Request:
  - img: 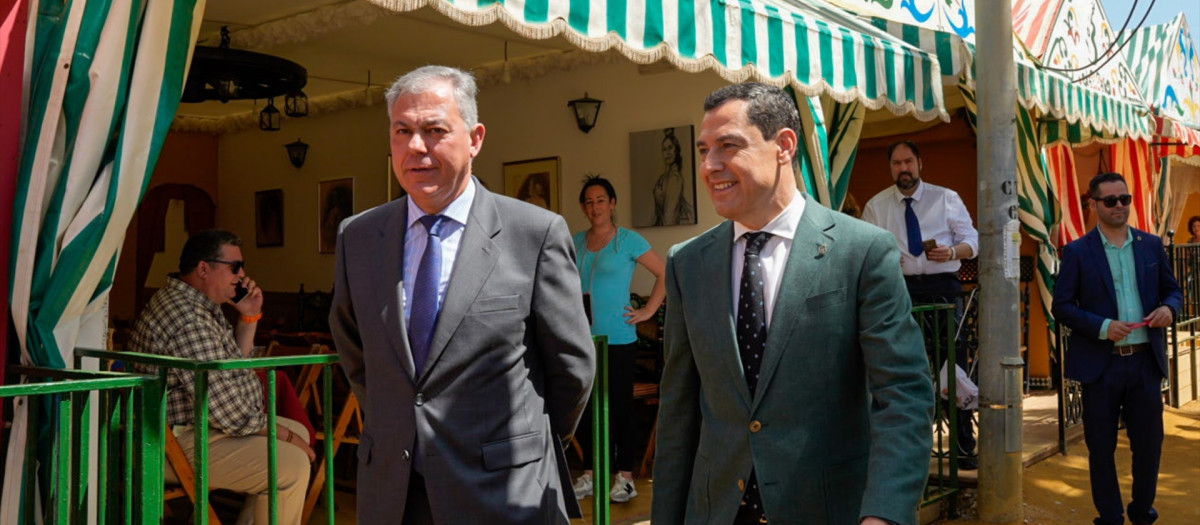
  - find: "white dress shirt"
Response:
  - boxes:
[861,181,978,276]
[403,178,476,322]
[731,190,805,328]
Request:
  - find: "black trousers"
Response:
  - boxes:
[403,471,435,525]
[1081,350,1162,525]
[905,273,977,455]
[575,343,639,473]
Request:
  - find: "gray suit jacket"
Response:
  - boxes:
[330,182,595,524]
[652,195,934,525]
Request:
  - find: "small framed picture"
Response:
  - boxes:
[318,178,354,254]
[254,189,284,247]
[630,125,697,227]
[503,157,560,213]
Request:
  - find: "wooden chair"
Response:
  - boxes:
[301,383,363,523]
[163,429,222,524]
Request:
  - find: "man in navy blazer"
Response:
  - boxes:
[1052,172,1182,525]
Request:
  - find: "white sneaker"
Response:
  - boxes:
[572,473,593,499]
[609,473,638,503]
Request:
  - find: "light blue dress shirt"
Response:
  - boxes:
[402,178,475,323]
[1098,227,1148,345]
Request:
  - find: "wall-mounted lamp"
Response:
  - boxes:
[285,139,309,168]
[567,93,603,133]
[285,90,309,117]
[259,98,281,131]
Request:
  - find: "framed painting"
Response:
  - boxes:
[503,157,559,213]
[318,178,354,254]
[629,125,696,227]
[254,189,284,247]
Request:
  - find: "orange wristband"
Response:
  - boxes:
[240,312,263,324]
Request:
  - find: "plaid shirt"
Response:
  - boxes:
[129,275,266,436]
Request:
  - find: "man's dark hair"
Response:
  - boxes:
[703,82,800,141]
[887,140,921,160]
[1189,216,1200,232]
[179,229,242,275]
[1088,172,1127,198]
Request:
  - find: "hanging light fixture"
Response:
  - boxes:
[284,139,309,168]
[285,90,309,117]
[567,93,603,133]
[259,98,281,131]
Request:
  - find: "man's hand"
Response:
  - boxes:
[861,517,891,525]
[1145,305,1174,328]
[288,436,317,463]
[926,245,953,263]
[233,277,264,316]
[1106,320,1134,342]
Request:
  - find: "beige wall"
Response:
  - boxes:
[217,61,731,295]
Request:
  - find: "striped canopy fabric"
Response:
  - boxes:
[1120,13,1200,129]
[369,0,949,121]
[869,17,1154,139]
[3,0,205,519]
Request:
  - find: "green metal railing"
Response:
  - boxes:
[0,365,162,524]
[76,348,340,525]
[912,303,960,517]
[589,335,610,525]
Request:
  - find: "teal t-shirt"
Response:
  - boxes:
[572,227,652,345]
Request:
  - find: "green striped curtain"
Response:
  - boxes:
[3,0,205,518]
[787,90,864,211]
[960,82,1061,332]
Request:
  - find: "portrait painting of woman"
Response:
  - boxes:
[629,125,696,227]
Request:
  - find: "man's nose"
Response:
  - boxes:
[407,133,428,153]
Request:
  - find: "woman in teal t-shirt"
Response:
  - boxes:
[570,176,665,504]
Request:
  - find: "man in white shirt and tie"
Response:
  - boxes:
[862,140,980,470]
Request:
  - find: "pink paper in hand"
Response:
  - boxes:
[1128,321,1149,329]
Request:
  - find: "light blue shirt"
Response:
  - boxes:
[573,227,652,345]
[403,178,476,323]
[1098,227,1148,345]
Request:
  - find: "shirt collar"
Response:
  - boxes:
[733,189,804,242]
[407,177,476,229]
[166,274,221,312]
[1099,226,1133,249]
[892,181,925,202]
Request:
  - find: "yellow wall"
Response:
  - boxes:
[215,62,730,295]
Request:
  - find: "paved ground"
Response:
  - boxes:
[938,401,1200,524]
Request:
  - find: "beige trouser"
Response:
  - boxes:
[167,416,311,525]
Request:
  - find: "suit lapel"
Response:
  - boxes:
[417,185,501,384]
[753,195,831,412]
[694,223,752,410]
[372,199,418,380]
[1086,230,1119,308]
[1131,229,1152,308]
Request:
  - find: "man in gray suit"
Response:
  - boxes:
[653,83,934,525]
[330,65,595,524]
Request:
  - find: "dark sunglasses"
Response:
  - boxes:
[204,259,245,273]
[1092,194,1132,208]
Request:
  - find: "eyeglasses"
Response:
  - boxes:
[204,259,245,273]
[1092,194,1132,208]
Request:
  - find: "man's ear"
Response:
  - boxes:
[775,127,799,166]
[469,123,486,158]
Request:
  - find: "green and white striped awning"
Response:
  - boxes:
[369,0,948,121]
[869,17,1153,140]
[1120,13,1200,130]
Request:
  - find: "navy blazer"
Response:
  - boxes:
[1052,228,1182,384]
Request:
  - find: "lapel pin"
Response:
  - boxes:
[818,243,828,256]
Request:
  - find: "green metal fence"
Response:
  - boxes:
[75,348,340,525]
[912,303,961,517]
[589,335,610,525]
[0,365,162,524]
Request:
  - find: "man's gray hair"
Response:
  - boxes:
[385,65,479,127]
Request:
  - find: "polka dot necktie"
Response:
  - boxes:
[736,231,772,524]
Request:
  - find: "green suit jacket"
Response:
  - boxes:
[652,195,934,525]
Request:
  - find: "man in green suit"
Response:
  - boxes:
[653,83,934,525]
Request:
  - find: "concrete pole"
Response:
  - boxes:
[974,0,1023,522]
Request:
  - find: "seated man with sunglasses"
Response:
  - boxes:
[1053,172,1181,525]
[129,229,316,525]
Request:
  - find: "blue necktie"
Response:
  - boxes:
[409,215,446,377]
[904,197,923,256]
[735,231,772,524]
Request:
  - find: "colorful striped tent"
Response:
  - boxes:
[366,0,950,210]
[3,0,206,518]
